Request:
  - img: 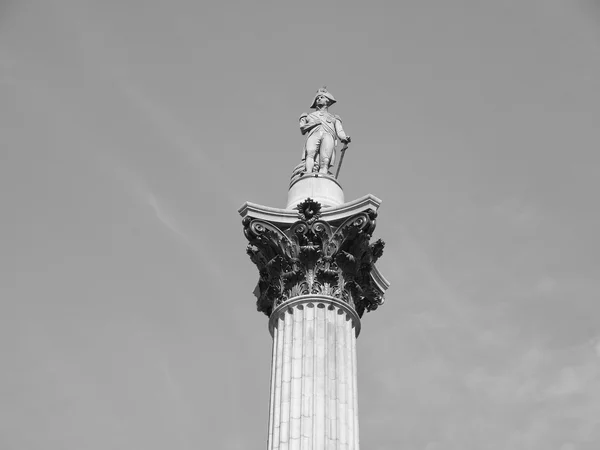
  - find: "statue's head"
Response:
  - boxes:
[310,87,336,109]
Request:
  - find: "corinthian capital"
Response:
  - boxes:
[241,197,388,317]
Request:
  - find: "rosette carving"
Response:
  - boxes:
[243,198,386,317]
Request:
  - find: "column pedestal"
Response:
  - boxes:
[287,174,344,210]
[267,296,360,450]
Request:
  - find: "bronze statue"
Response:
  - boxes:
[299,87,351,176]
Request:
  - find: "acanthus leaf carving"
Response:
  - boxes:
[243,198,386,317]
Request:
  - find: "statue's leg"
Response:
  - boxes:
[318,134,335,173]
[304,134,320,174]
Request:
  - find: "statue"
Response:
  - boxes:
[297,87,351,177]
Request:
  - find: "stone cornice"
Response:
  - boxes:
[238,194,383,226]
[370,264,391,297]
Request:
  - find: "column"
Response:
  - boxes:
[267,296,361,450]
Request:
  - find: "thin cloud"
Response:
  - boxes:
[491,198,540,231]
[107,161,226,283]
[115,81,208,167]
[54,1,208,167]
[144,191,190,243]
[111,163,190,243]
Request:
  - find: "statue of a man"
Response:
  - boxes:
[299,87,351,175]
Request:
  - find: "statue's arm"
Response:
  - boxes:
[299,113,318,135]
[335,117,351,143]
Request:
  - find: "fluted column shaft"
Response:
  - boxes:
[267,296,361,450]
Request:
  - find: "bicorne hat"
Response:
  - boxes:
[310,87,336,109]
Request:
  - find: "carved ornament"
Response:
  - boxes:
[243,198,386,317]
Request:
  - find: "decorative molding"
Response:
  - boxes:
[242,197,388,317]
[289,171,343,190]
[238,194,382,223]
[268,295,362,338]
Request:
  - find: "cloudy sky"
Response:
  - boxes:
[2,0,600,449]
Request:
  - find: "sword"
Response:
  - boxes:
[334,143,349,179]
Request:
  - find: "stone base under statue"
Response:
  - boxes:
[287,173,344,210]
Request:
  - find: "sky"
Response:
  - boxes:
[1,0,600,449]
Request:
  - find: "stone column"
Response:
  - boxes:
[267,296,360,450]
[239,195,389,450]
